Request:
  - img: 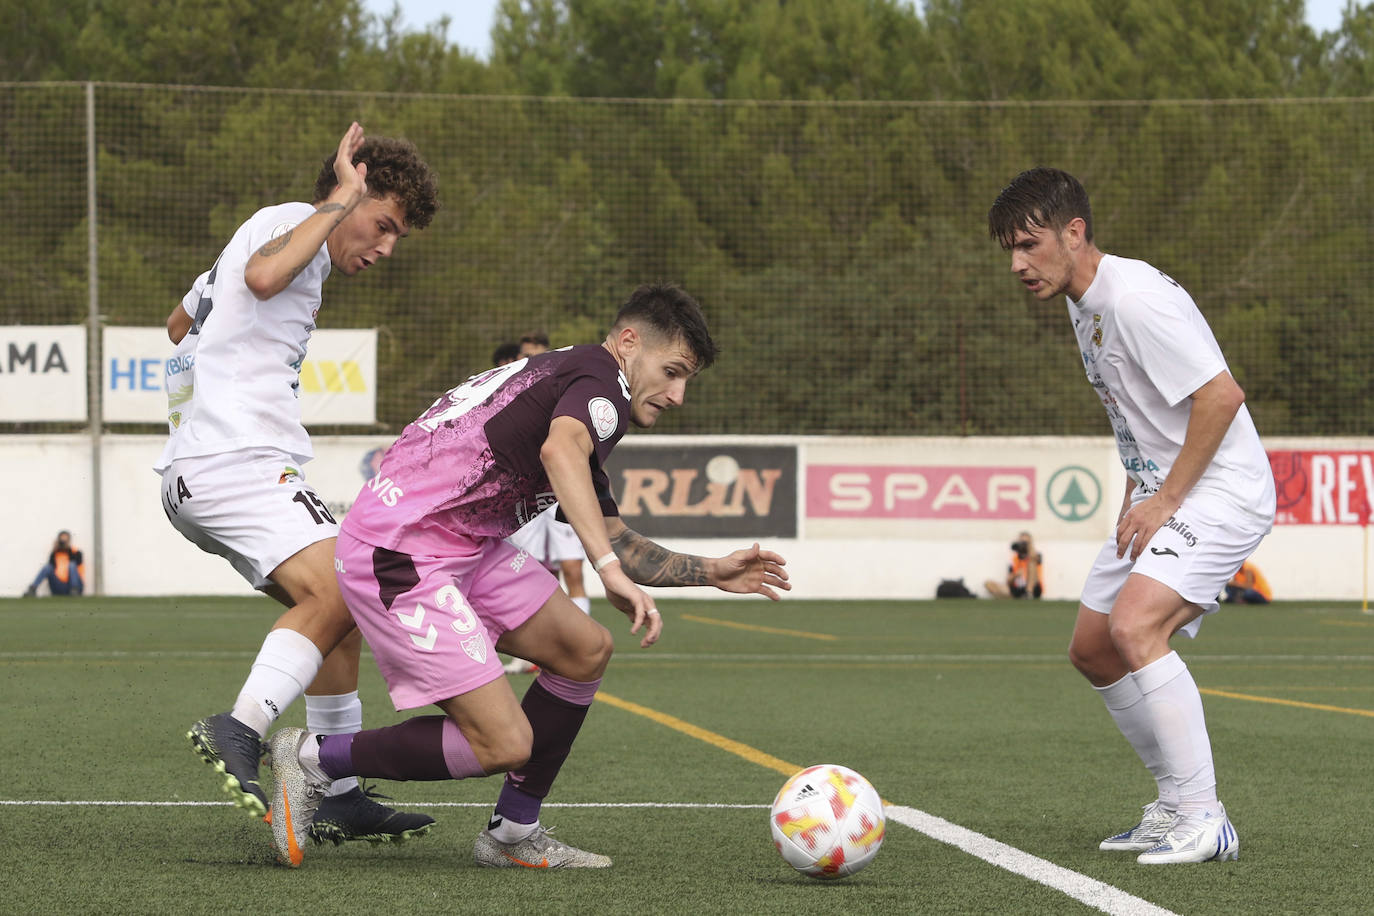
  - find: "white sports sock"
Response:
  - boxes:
[572,596,591,615]
[1094,673,1178,810]
[230,629,323,737]
[306,691,362,797]
[1133,651,1219,815]
[489,815,540,843]
[298,731,330,784]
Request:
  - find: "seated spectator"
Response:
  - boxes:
[985,531,1043,599]
[1223,561,1271,604]
[23,530,85,597]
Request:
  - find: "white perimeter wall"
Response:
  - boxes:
[4,434,1371,602]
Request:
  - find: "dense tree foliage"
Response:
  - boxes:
[2,0,1372,436]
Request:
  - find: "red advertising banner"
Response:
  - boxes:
[806,465,1035,520]
[1270,450,1374,525]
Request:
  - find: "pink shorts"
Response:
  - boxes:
[335,527,559,710]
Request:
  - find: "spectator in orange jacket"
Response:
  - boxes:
[23,530,85,596]
[1223,561,1271,604]
[985,531,1043,599]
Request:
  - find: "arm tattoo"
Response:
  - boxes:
[254,204,346,258]
[256,229,293,257]
[609,526,709,587]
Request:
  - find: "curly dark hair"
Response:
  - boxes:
[314,136,438,230]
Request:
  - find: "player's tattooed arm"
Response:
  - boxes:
[245,203,350,298]
[608,526,711,587]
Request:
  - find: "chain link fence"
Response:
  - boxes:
[4,82,1372,437]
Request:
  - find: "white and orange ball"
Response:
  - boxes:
[769,764,886,879]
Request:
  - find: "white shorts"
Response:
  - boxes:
[1080,491,1269,638]
[160,447,338,589]
[506,507,584,570]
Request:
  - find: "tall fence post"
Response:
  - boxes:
[85,81,103,596]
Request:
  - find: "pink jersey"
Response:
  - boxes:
[343,345,629,556]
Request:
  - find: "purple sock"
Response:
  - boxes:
[494,673,600,824]
[318,716,483,781]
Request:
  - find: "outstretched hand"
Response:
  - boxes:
[710,544,790,600]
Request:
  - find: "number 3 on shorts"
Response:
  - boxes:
[292,489,337,525]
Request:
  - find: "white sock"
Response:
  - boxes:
[298,731,330,784]
[230,629,323,737]
[1133,651,1219,816]
[489,816,540,843]
[1094,673,1177,810]
[306,691,362,797]
[572,596,591,615]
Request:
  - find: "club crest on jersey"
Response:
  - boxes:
[1092,313,1103,347]
[269,220,297,239]
[588,396,618,440]
[460,632,488,664]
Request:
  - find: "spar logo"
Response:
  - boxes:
[807,465,1034,520]
[1046,466,1101,522]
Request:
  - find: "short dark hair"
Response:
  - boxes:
[988,167,1092,249]
[315,136,438,229]
[613,283,716,371]
[491,342,521,365]
[518,331,550,349]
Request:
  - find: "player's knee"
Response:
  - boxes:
[584,623,614,674]
[1105,614,1159,668]
[556,623,614,682]
[473,721,533,774]
[1067,634,1118,681]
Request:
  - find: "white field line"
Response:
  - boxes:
[884,805,1179,916]
[2,650,1370,663]
[1,797,1180,915]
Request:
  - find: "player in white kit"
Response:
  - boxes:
[157,123,439,858]
[989,168,1275,865]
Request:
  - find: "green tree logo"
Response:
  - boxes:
[1047,466,1101,522]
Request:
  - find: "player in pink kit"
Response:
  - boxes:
[267,284,790,869]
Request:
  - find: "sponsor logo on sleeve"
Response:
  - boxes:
[588,396,618,440]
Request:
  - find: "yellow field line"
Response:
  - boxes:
[597,691,801,777]
[1200,687,1374,718]
[679,613,838,641]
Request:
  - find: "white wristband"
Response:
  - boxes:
[593,552,619,572]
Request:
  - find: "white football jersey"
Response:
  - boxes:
[1069,254,1275,524]
[156,202,332,471]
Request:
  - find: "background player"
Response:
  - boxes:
[989,167,1275,865]
[157,122,439,850]
[266,284,789,869]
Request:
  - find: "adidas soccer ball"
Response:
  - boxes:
[769,764,886,879]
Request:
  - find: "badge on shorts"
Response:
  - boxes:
[460,632,488,664]
[588,396,618,440]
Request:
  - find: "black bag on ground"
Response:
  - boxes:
[935,578,976,599]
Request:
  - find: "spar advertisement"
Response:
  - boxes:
[802,436,1120,539]
[1269,449,1374,525]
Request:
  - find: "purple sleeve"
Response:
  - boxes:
[551,351,629,518]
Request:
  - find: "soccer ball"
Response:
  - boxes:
[769,764,886,879]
